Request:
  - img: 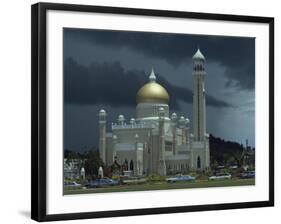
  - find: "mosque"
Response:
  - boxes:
[98,49,210,176]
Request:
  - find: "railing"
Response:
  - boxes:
[112,122,156,130]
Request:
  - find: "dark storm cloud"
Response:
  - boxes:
[225,65,255,90]
[64,28,255,90]
[64,57,231,109]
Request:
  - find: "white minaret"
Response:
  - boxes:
[112,134,118,163]
[192,48,207,142]
[134,133,139,175]
[171,112,178,155]
[158,107,166,176]
[179,116,188,144]
[185,118,190,145]
[98,109,107,164]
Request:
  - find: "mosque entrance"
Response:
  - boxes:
[130,160,134,171]
[197,156,201,169]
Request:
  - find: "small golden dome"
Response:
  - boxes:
[136,68,169,104]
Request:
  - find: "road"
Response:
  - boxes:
[64,178,255,195]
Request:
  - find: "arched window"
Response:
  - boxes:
[197,156,201,169]
[130,160,134,171]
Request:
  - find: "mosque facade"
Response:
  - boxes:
[98,49,210,176]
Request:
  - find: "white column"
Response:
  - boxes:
[135,134,139,176]
[98,109,107,164]
[179,116,187,144]
[171,113,177,155]
[158,107,166,176]
[112,134,118,163]
[185,118,190,145]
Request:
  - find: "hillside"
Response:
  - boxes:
[209,134,254,168]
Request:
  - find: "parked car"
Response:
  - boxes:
[240,171,255,179]
[120,170,133,179]
[209,173,231,180]
[64,181,81,187]
[166,175,195,183]
[122,176,147,185]
[229,165,238,169]
[87,178,119,188]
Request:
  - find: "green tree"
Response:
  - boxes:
[233,151,245,168]
[84,150,104,176]
[227,156,237,166]
[64,149,80,161]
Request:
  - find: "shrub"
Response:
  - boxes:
[147,174,166,182]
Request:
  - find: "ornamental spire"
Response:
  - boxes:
[192,48,205,60]
[149,67,156,82]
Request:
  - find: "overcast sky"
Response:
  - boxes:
[63,28,255,152]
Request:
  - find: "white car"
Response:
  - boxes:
[208,173,231,180]
[64,181,81,187]
[121,170,132,178]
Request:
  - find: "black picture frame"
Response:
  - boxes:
[31,2,274,222]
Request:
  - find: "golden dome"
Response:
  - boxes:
[136,68,169,104]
